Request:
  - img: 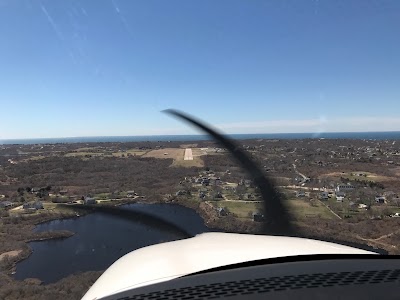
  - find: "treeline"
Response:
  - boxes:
[340,176,385,189]
[0,271,102,300]
[1,156,200,199]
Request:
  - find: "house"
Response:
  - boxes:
[336,184,355,192]
[320,192,329,200]
[336,196,345,202]
[358,203,368,209]
[296,191,306,198]
[244,180,253,188]
[127,190,136,197]
[175,190,187,196]
[217,207,227,217]
[202,178,210,186]
[0,201,14,209]
[336,191,346,198]
[213,192,223,199]
[84,197,96,205]
[253,212,265,222]
[375,196,385,204]
[23,201,44,210]
[199,191,206,200]
[59,190,68,196]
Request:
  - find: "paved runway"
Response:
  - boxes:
[184,148,193,160]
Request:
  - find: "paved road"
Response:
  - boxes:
[184,148,193,160]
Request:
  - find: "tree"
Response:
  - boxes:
[17,187,24,195]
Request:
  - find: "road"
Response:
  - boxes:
[292,163,308,181]
[223,199,263,203]
[184,148,193,160]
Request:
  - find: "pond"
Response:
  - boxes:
[14,203,209,283]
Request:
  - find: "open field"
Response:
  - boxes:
[111,149,148,157]
[321,171,397,182]
[286,199,334,220]
[65,152,103,158]
[216,198,334,220]
[210,200,261,219]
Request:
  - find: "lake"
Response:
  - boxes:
[14,203,209,283]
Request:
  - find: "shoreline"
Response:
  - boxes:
[3,198,387,284]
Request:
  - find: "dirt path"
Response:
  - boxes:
[354,230,400,251]
[318,200,342,220]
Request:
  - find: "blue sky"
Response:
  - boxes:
[1,0,399,139]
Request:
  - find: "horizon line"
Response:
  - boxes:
[2,130,400,141]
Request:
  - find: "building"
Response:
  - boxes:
[59,190,68,196]
[23,201,44,210]
[175,190,187,196]
[375,196,385,204]
[0,201,14,208]
[84,197,96,205]
[253,212,265,222]
[320,192,329,200]
[127,190,136,197]
[336,191,346,198]
[199,191,206,200]
[336,184,355,192]
[296,191,306,198]
[217,207,227,217]
[336,196,345,202]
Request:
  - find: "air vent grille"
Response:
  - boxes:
[118,269,400,300]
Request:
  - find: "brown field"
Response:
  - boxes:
[321,171,397,182]
[192,148,208,157]
[180,144,198,148]
[0,250,22,261]
[144,148,204,167]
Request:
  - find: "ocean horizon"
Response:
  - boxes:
[2,131,400,145]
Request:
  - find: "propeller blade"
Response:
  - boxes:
[164,109,295,236]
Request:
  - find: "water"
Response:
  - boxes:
[2,132,400,145]
[14,203,209,283]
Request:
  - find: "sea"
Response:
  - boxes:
[2,132,400,145]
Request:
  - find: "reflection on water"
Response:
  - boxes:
[14,203,209,283]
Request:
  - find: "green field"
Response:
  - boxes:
[210,200,262,219]
[286,198,334,220]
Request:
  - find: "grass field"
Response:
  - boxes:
[65,152,103,158]
[286,198,334,220]
[111,149,148,157]
[210,200,262,219]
